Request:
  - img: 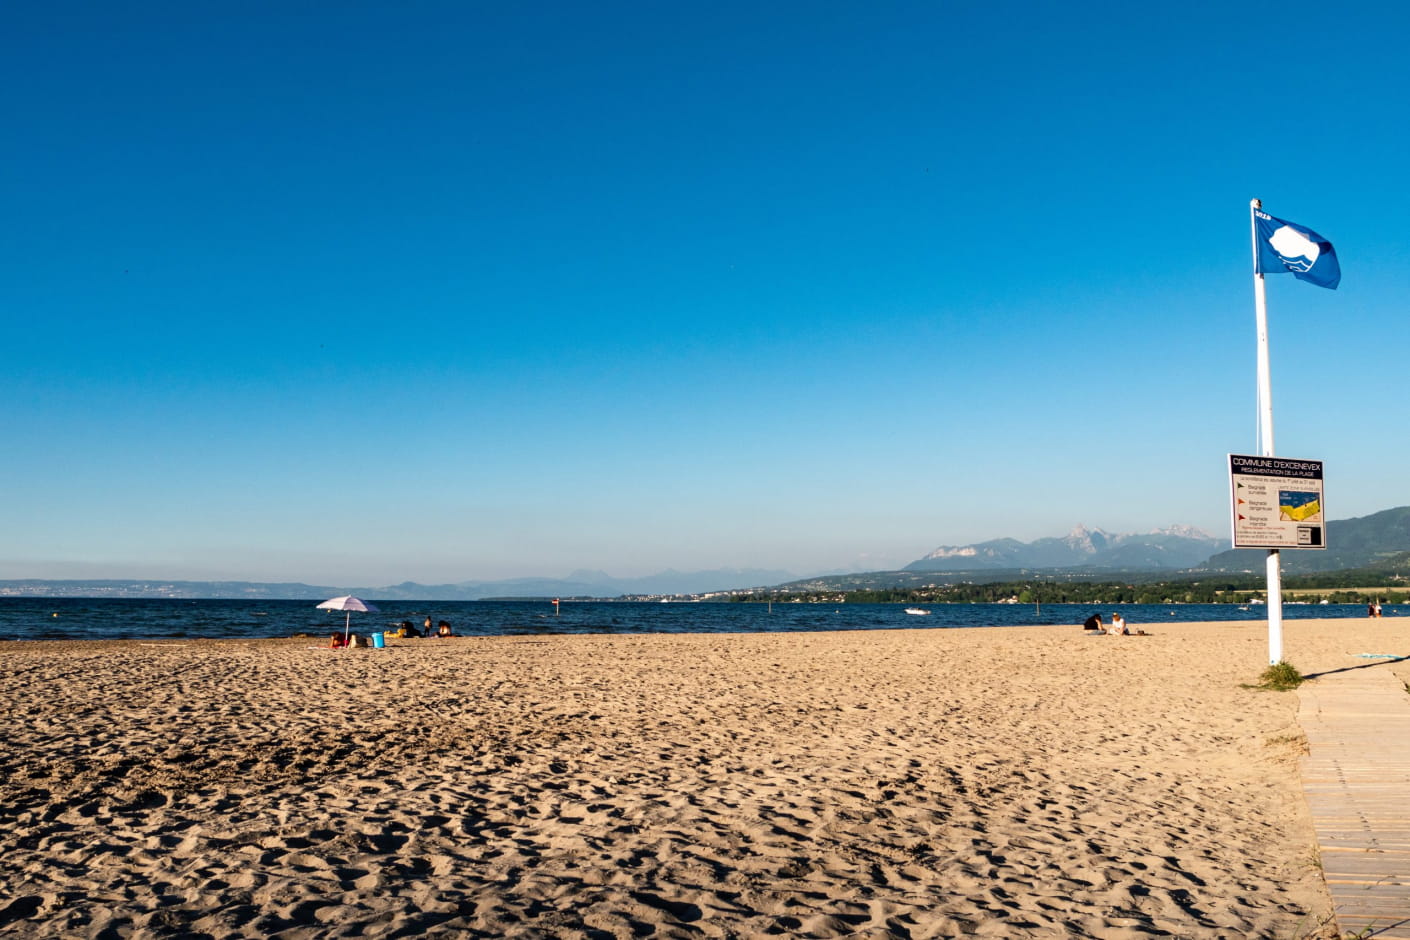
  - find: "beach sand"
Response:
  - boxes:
[2,616,1403,938]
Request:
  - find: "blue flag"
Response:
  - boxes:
[1255,209,1340,289]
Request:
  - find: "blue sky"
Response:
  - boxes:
[4,2,1408,585]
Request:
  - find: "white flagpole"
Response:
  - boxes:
[1251,198,1284,664]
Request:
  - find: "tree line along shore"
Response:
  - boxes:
[728,575,1409,606]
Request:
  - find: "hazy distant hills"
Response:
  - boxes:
[0,568,797,601]
[374,568,797,600]
[5,509,1410,600]
[905,524,1224,571]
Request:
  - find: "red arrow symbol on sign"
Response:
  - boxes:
[1237,514,1247,520]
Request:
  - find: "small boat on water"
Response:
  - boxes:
[905,607,930,616]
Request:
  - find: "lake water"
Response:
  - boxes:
[0,598,1388,642]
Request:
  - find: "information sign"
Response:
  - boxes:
[1228,455,1325,549]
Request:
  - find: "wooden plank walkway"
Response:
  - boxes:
[1298,658,1410,938]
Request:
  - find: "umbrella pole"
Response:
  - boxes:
[344,611,351,647]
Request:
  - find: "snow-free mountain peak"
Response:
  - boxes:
[906,524,1223,571]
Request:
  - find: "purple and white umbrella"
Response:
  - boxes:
[316,595,380,646]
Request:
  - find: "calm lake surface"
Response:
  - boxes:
[0,599,1389,642]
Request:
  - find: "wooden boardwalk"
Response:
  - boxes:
[1298,658,1410,938]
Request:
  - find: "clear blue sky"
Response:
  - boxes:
[5,2,1408,585]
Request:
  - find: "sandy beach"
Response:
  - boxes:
[3,617,1405,938]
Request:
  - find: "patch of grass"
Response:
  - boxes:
[1278,908,1341,939]
[1267,733,1310,755]
[1257,661,1305,691]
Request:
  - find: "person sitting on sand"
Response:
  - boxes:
[394,620,421,638]
[1083,613,1103,632]
[1106,614,1150,636]
[437,620,453,637]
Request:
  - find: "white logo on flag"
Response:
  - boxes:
[1268,225,1321,272]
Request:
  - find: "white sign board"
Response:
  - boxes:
[1228,454,1325,549]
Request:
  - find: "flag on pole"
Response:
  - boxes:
[1254,209,1340,289]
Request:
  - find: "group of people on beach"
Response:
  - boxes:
[1082,612,1148,636]
[393,616,455,638]
[329,615,455,648]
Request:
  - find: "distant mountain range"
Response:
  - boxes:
[0,567,796,601]
[905,524,1224,571]
[372,568,797,600]
[5,508,1409,599]
[903,508,1410,576]
[780,507,1410,593]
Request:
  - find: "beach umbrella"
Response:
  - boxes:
[316,595,380,647]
